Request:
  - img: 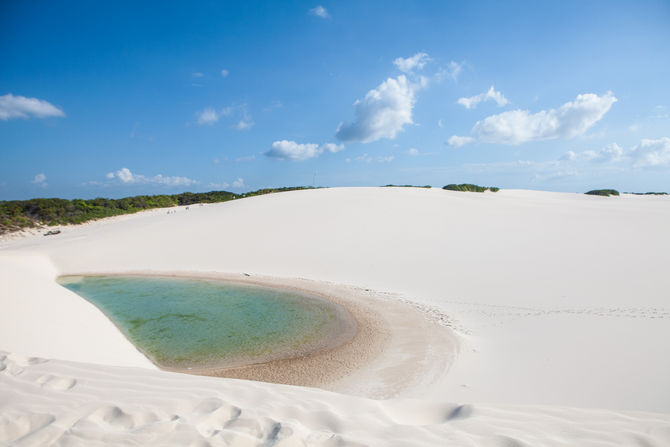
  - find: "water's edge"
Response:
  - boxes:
[57,274,359,373]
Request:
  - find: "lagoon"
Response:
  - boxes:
[58,275,350,371]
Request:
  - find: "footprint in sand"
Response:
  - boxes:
[0,354,49,376]
[36,374,77,391]
[381,400,474,426]
[0,412,55,444]
[74,405,163,432]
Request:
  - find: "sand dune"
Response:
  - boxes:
[2,351,670,446]
[1,187,670,445]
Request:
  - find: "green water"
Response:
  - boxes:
[58,275,346,369]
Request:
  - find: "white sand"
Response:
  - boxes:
[1,187,670,445]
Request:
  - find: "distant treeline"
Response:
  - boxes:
[443,183,500,193]
[0,187,315,235]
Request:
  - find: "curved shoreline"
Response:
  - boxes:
[58,274,360,373]
[57,271,431,392]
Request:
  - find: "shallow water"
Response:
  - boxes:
[58,275,345,369]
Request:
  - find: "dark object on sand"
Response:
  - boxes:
[44,230,61,236]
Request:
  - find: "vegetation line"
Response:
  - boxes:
[585,189,620,197]
[0,187,316,235]
[442,183,500,193]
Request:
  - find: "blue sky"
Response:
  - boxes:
[1,0,669,200]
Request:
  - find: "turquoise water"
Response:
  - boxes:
[58,275,347,369]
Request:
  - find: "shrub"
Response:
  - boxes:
[442,183,499,193]
[585,189,620,197]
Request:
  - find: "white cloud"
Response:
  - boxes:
[347,153,394,163]
[393,52,430,73]
[233,105,253,130]
[560,143,624,163]
[457,86,508,109]
[471,92,617,145]
[232,178,245,188]
[234,118,253,130]
[196,106,236,126]
[560,150,577,161]
[220,69,229,78]
[631,137,670,167]
[197,108,220,125]
[192,72,204,78]
[586,143,624,163]
[336,75,416,143]
[408,148,419,155]
[435,61,463,82]
[113,167,135,183]
[106,168,196,186]
[235,154,256,162]
[263,100,283,112]
[438,119,443,128]
[32,173,46,183]
[559,138,670,169]
[32,173,47,187]
[209,182,229,189]
[265,140,344,161]
[0,94,65,120]
[309,5,329,18]
[447,135,474,147]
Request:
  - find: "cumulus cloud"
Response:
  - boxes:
[309,5,329,18]
[197,108,220,125]
[557,138,670,171]
[265,140,344,161]
[471,92,617,145]
[0,94,65,120]
[220,69,229,78]
[393,52,430,73]
[560,143,624,163]
[32,173,47,187]
[585,143,624,163]
[457,86,508,109]
[106,168,197,186]
[234,108,254,130]
[435,61,463,82]
[336,75,417,143]
[447,135,475,147]
[232,178,245,188]
[196,105,246,128]
[408,148,419,155]
[631,137,670,167]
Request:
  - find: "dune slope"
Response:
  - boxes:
[1,187,669,445]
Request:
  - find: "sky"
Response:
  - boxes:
[1,0,669,200]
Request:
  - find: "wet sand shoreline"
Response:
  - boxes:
[59,271,396,389]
